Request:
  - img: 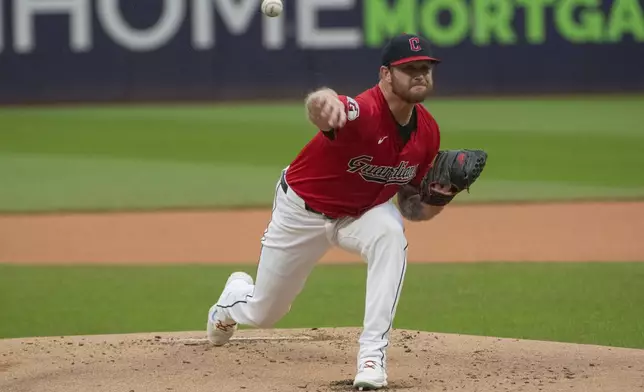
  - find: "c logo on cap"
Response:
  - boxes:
[409,37,421,52]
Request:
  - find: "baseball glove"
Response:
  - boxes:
[419,149,488,206]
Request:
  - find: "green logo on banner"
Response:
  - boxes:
[364,0,644,47]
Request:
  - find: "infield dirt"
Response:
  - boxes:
[2,328,643,392]
[2,201,644,263]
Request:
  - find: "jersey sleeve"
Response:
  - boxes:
[320,95,370,141]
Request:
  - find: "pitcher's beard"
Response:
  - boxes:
[392,83,431,104]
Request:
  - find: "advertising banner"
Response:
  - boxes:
[0,0,642,104]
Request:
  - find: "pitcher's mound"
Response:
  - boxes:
[1,328,643,392]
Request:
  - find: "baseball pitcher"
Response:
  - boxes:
[206,33,488,390]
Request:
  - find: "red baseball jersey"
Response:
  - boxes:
[285,85,441,219]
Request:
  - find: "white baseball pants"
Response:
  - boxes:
[217,168,408,369]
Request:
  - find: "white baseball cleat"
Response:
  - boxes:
[353,360,388,390]
[206,272,254,346]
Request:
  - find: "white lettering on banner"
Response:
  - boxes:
[192,0,215,49]
[97,0,185,52]
[192,0,284,50]
[13,0,90,53]
[193,0,273,49]
[216,0,259,34]
[297,0,362,49]
[0,0,364,54]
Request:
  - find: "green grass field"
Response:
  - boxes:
[1,263,643,348]
[1,97,643,349]
[1,96,644,212]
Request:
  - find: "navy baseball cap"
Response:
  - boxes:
[381,33,441,67]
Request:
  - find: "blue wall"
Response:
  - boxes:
[0,0,642,104]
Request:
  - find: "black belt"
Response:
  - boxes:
[280,172,335,219]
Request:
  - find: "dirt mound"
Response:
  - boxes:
[1,328,643,392]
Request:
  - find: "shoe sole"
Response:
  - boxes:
[206,307,236,346]
[353,381,387,390]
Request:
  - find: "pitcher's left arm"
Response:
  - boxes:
[396,184,445,222]
[397,149,489,222]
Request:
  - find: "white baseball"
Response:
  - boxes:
[261,0,283,17]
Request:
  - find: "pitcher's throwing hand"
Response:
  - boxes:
[306,88,347,130]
